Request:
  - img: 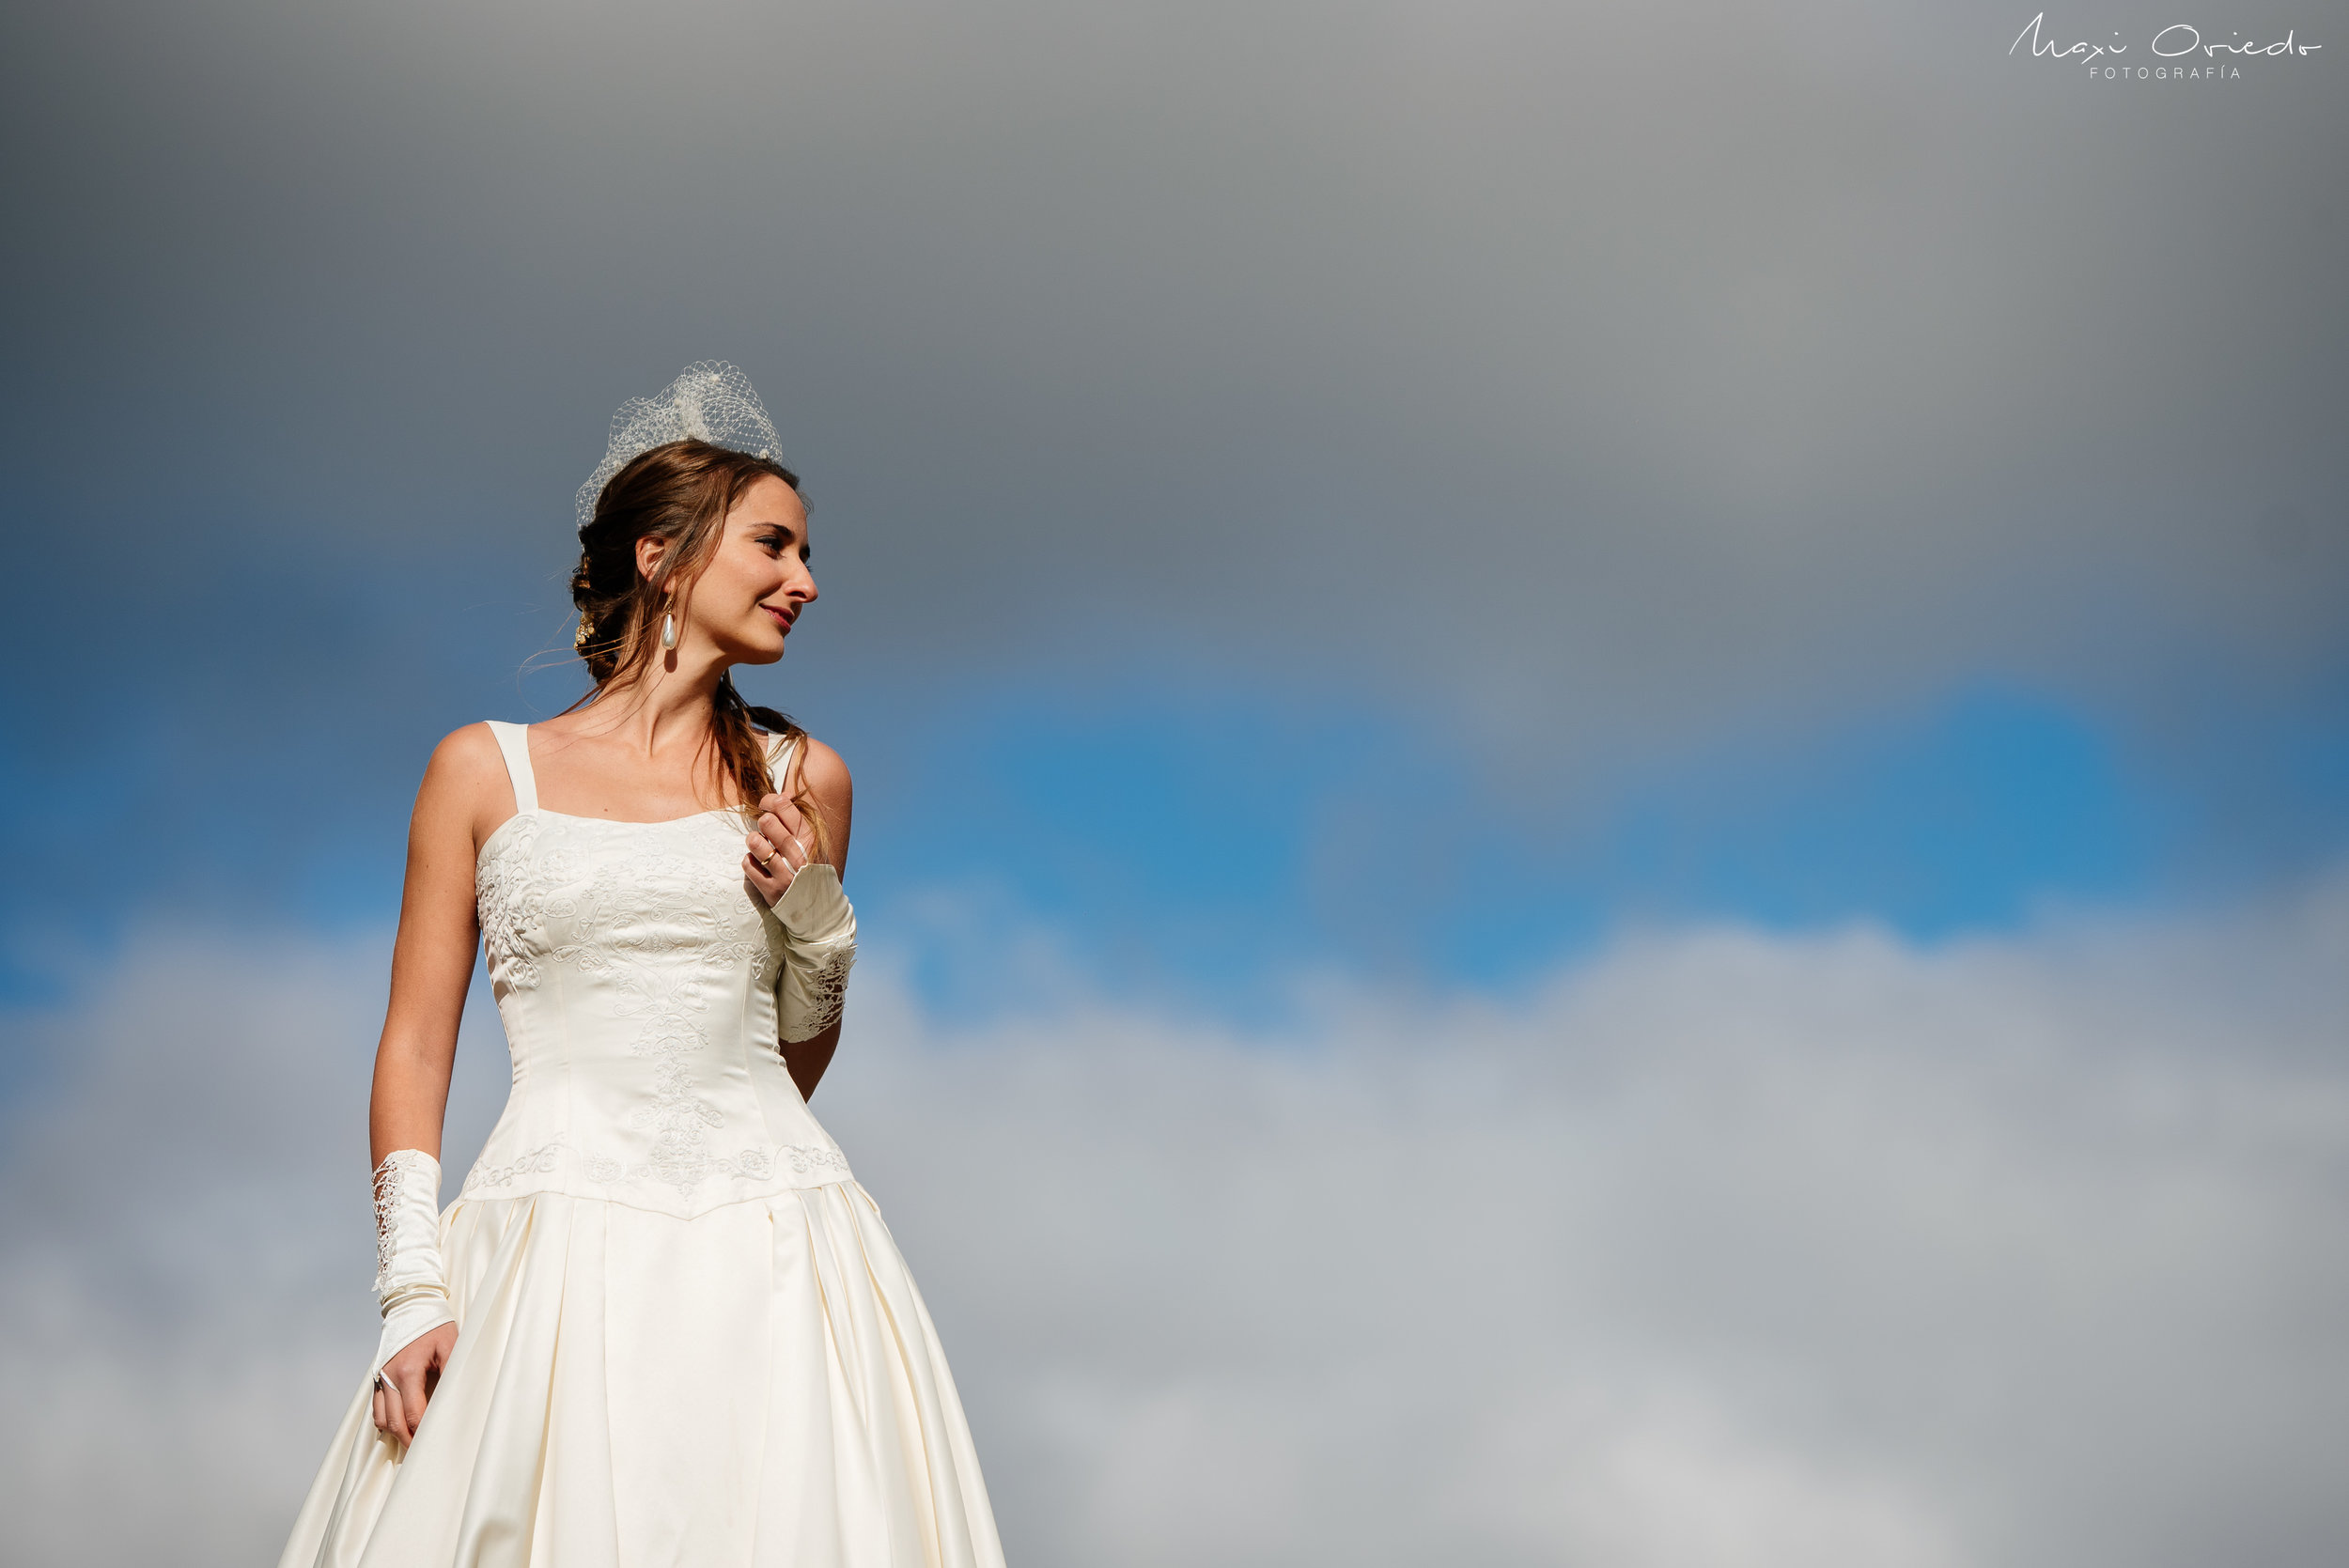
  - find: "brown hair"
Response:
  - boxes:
[569,439,831,860]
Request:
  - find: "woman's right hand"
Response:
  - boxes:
[372,1320,459,1445]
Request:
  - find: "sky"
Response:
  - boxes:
[2,2,2345,1564]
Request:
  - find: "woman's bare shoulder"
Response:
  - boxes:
[422,722,506,784]
[414,722,517,826]
[786,734,851,812]
[794,735,851,790]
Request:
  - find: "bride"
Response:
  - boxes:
[280,364,1006,1567]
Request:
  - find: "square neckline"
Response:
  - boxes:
[479,722,799,857]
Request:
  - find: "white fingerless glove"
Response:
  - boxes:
[371,1149,457,1374]
[772,862,857,1044]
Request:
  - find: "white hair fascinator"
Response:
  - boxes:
[576,360,785,528]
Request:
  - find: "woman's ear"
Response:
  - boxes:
[635,535,669,589]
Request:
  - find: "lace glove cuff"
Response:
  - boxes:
[772,862,857,1044]
[372,1149,456,1373]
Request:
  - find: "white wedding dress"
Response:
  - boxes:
[280,723,1005,1568]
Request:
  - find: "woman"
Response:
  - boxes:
[281,363,1005,1568]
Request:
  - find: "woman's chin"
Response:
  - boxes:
[734,637,787,667]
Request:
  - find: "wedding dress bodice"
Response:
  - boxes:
[457,721,851,1218]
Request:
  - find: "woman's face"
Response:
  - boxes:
[673,474,817,666]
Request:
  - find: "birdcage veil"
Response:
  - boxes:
[576,360,785,528]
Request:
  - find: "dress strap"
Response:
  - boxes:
[766,731,801,795]
[485,721,539,813]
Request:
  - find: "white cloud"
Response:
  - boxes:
[4,875,2347,1565]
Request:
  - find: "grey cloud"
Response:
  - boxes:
[6,874,2346,1565]
[5,0,2343,785]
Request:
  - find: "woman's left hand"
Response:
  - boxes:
[744,792,814,907]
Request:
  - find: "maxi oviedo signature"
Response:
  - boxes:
[2012,12,2322,78]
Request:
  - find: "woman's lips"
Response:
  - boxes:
[764,606,793,630]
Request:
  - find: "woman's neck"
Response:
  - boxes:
[580,648,730,761]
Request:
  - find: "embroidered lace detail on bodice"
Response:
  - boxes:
[458,724,851,1217]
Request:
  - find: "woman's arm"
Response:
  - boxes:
[367,722,505,1443]
[782,1017,844,1104]
[746,737,855,1099]
[370,724,504,1164]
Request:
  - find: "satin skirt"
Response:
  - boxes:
[278,1184,1005,1568]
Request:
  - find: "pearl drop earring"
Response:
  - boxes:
[661,612,677,650]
